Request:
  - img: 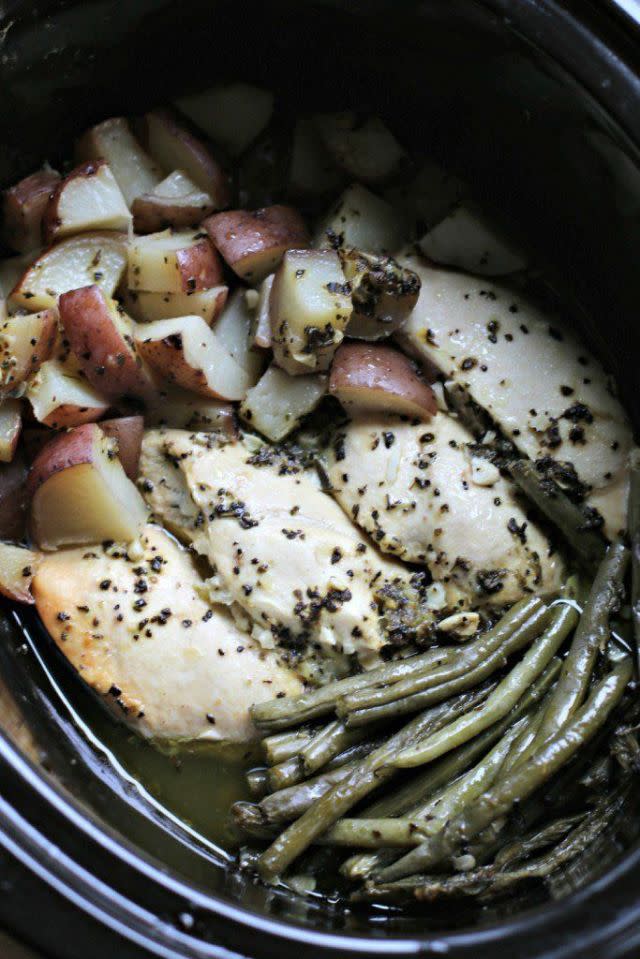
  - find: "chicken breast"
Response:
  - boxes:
[140,429,411,665]
[326,412,565,609]
[396,248,633,538]
[32,523,302,742]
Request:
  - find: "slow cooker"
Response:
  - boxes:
[1,0,640,956]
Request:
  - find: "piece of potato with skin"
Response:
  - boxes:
[313,183,407,255]
[99,416,144,480]
[0,400,21,462]
[175,83,274,157]
[0,252,39,305]
[10,231,128,312]
[289,116,344,198]
[0,455,29,540]
[143,108,231,209]
[27,359,110,428]
[251,274,274,349]
[135,315,252,400]
[384,160,466,237]
[329,342,437,420]
[132,170,215,233]
[3,169,61,253]
[240,364,327,442]
[213,289,265,383]
[417,206,527,277]
[339,249,421,340]
[314,113,405,184]
[270,248,352,375]
[0,308,57,394]
[59,285,156,400]
[146,386,236,436]
[0,542,40,604]
[76,116,163,207]
[204,205,309,283]
[28,423,148,550]
[128,229,223,294]
[43,160,131,243]
[123,286,228,325]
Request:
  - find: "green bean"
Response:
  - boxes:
[629,450,640,676]
[345,604,551,728]
[376,657,631,881]
[509,459,606,567]
[500,700,547,772]
[393,604,577,769]
[256,683,495,880]
[244,759,363,827]
[338,598,546,714]
[246,767,269,798]
[299,720,371,777]
[493,813,588,869]
[530,542,629,751]
[262,729,315,766]
[267,755,304,792]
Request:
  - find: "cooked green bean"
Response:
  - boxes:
[376,657,631,881]
[299,720,371,776]
[345,604,551,728]
[493,812,588,869]
[256,683,495,880]
[267,755,304,792]
[629,449,640,676]
[246,767,269,798]
[262,729,315,766]
[393,604,576,769]
[241,759,363,827]
[530,542,629,752]
[509,459,606,567]
[338,598,546,714]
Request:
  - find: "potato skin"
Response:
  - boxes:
[42,159,129,244]
[3,169,60,253]
[203,205,309,281]
[59,285,153,399]
[329,341,438,419]
[131,193,215,233]
[135,332,209,396]
[99,415,144,480]
[27,422,99,497]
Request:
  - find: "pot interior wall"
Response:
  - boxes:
[1,0,640,946]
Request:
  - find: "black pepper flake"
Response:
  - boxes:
[99,579,111,590]
[331,548,343,565]
[202,609,213,622]
[383,431,395,449]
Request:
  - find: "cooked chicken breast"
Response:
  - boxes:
[140,429,410,665]
[326,412,565,609]
[32,524,302,742]
[396,248,633,537]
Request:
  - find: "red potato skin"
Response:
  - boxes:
[329,342,438,418]
[135,335,211,397]
[175,238,224,292]
[131,194,215,234]
[0,455,29,540]
[42,160,110,244]
[203,206,309,280]
[58,285,153,400]
[99,415,144,480]
[3,170,61,253]
[144,108,232,209]
[26,422,101,498]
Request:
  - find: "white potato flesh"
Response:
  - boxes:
[397,249,633,537]
[0,309,57,394]
[0,400,22,462]
[146,386,236,436]
[124,287,227,325]
[131,170,215,233]
[251,274,274,349]
[32,525,302,742]
[385,160,465,235]
[240,364,327,442]
[326,413,565,609]
[135,315,252,400]
[140,430,409,665]
[30,425,148,550]
[10,232,128,312]
[27,359,109,428]
[128,229,221,294]
[76,116,163,207]
[46,161,131,240]
[289,116,343,197]
[0,542,40,604]
[313,183,407,255]
[175,83,274,156]
[270,249,352,375]
[314,113,405,184]
[417,206,527,276]
[212,289,265,382]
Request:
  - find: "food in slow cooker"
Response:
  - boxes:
[0,85,638,906]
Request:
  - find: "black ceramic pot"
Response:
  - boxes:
[1,1,640,956]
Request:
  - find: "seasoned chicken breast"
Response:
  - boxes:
[396,248,633,538]
[140,429,411,665]
[325,412,565,609]
[32,524,302,742]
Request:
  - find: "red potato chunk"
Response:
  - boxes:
[123,286,228,325]
[135,314,252,401]
[99,415,144,480]
[128,229,223,294]
[0,308,57,395]
[58,285,156,400]
[76,116,163,207]
[2,169,61,253]
[144,108,231,209]
[175,83,274,157]
[43,160,131,244]
[26,358,110,429]
[0,399,22,462]
[0,542,41,604]
[329,342,437,420]
[132,173,216,234]
[28,423,148,550]
[0,455,29,540]
[146,386,236,437]
[204,205,309,283]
